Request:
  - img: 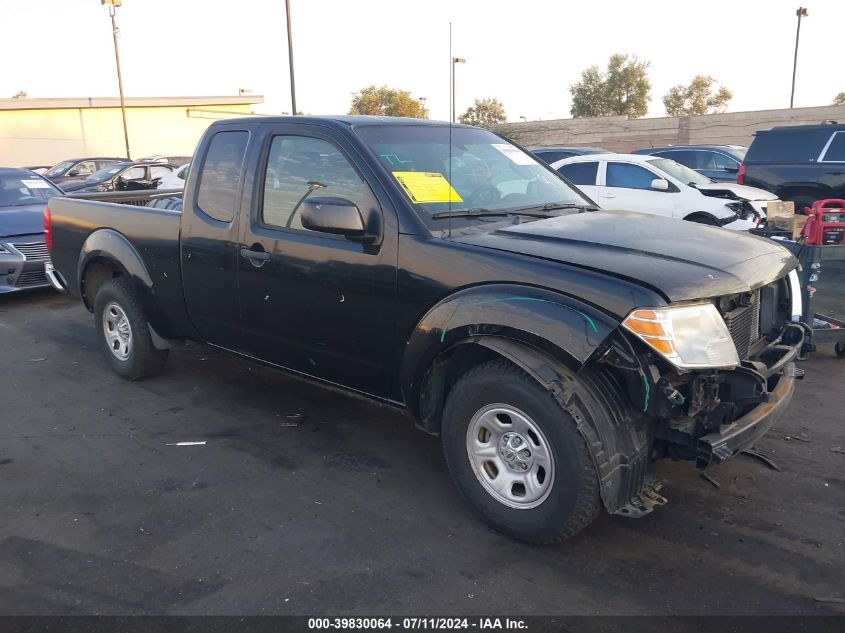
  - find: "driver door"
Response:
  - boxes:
[599,161,681,218]
[236,125,398,397]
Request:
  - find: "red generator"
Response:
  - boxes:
[800,199,845,246]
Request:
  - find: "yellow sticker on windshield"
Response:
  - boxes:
[392,172,463,204]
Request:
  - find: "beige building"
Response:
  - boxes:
[0,95,264,167]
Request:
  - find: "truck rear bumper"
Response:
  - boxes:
[697,368,795,468]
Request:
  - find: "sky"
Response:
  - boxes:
[1,0,842,122]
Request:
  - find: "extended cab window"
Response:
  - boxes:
[261,136,369,232]
[606,163,656,189]
[558,161,598,185]
[197,130,249,222]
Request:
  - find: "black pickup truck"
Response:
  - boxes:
[46,116,807,542]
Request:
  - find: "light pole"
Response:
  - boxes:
[790,7,808,109]
[519,115,527,122]
[451,57,465,123]
[285,0,297,115]
[418,96,427,117]
[102,0,130,159]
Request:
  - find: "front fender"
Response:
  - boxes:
[77,228,154,311]
[400,284,619,420]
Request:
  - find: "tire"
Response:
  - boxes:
[93,277,168,380]
[835,342,845,358]
[787,194,817,215]
[441,360,601,543]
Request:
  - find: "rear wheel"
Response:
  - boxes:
[835,342,845,358]
[441,360,601,543]
[93,277,168,380]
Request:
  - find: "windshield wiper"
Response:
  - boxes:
[431,208,552,220]
[511,202,598,213]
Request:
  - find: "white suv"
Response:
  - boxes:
[552,153,778,230]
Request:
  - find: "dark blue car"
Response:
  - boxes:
[0,168,62,293]
[528,146,609,165]
[633,145,747,182]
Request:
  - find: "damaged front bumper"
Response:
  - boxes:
[697,362,798,468]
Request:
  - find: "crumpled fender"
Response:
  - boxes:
[399,283,619,421]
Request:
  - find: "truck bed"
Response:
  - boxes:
[48,195,192,339]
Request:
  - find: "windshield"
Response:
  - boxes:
[87,165,124,181]
[356,125,592,228]
[44,160,75,178]
[0,173,62,207]
[647,158,712,186]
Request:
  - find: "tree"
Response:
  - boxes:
[834,92,845,106]
[569,54,651,119]
[458,98,507,128]
[663,75,733,116]
[348,85,428,118]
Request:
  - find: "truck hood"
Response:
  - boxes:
[696,182,778,202]
[0,203,46,239]
[453,210,797,303]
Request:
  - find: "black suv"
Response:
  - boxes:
[740,122,845,211]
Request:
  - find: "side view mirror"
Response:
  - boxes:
[723,165,739,173]
[651,178,670,191]
[67,168,81,177]
[301,197,368,238]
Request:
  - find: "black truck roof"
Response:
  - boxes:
[211,115,473,130]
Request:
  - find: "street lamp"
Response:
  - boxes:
[451,57,465,123]
[790,7,808,109]
[101,0,130,159]
[519,116,527,122]
[284,0,297,115]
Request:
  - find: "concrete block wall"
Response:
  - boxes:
[495,104,845,152]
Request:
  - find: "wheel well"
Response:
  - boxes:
[417,343,505,435]
[777,187,826,211]
[683,212,719,225]
[82,258,124,310]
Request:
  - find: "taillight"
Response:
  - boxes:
[43,207,52,253]
[737,162,746,185]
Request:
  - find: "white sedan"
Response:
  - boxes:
[158,162,189,190]
[551,153,778,230]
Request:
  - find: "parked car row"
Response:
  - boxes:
[530,121,845,212]
[552,153,775,230]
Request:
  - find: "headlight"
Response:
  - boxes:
[622,304,739,370]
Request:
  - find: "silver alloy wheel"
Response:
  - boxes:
[466,403,555,509]
[103,301,133,361]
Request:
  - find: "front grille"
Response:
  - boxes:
[722,290,761,360]
[13,269,49,288]
[11,241,49,262]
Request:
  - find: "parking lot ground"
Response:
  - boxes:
[0,289,844,616]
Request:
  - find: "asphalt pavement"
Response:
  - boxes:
[0,289,843,615]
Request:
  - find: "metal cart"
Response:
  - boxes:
[766,238,845,357]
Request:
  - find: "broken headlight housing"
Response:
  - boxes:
[622,304,740,370]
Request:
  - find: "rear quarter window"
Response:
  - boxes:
[557,161,598,186]
[196,130,249,222]
[746,129,832,163]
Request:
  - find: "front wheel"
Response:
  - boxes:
[441,360,601,543]
[93,277,168,380]
[835,342,845,358]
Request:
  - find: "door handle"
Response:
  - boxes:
[240,248,271,263]
[604,194,616,199]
